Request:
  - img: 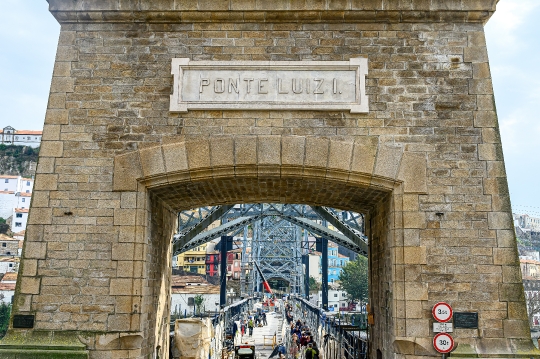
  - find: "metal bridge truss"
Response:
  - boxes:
[173,204,368,297]
[250,217,304,295]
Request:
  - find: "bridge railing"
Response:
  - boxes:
[290,296,368,359]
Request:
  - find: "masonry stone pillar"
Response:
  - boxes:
[0,1,537,359]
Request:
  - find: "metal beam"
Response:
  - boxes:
[174,205,234,247]
[281,215,368,255]
[173,215,261,255]
[175,212,367,256]
[311,206,368,247]
[321,237,329,310]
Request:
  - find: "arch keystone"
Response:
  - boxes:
[304,137,330,178]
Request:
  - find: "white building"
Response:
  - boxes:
[0,176,19,193]
[516,214,540,231]
[317,287,349,311]
[0,126,42,148]
[0,257,19,274]
[0,272,17,304]
[170,275,221,316]
[17,178,34,194]
[0,176,33,219]
[0,191,17,219]
[11,208,29,232]
[308,253,321,283]
[16,192,32,209]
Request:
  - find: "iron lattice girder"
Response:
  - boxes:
[174,212,365,255]
[174,204,367,255]
[173,215,262,256]
[311,206,366,249]
[176,204,365,242]
[175,205,234,246]
[252,217,303,290]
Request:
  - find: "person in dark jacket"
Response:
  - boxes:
[305,343,316,359]
[312,342,320,359]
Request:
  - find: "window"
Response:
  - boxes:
[15,223,22,227]
[25,190,29,193]
[341,302,346,307]
[5,252,10,255]
[8,264,12,268]
[334,293,338,297]
[4,179,7,183]
[16,213,22,218]
[188,297,194,306]
[1,243,5,247]
[22,198,25,202]
[26,181,30,186]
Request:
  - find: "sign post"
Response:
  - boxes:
[432,302,454,356]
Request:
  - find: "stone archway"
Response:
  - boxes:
[0,1,537,358]
[120,135,407,359]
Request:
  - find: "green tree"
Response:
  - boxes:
[338,256,368,303]
[0,301,11,338]
[308,276,320,293]
[194,294,205,315]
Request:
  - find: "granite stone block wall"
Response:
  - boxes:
[0,1,535,358]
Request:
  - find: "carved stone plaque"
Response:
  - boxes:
[170,58,368,113]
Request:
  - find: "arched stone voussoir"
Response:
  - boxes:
[112,135,409,192]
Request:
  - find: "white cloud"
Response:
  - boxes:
[486,0,540,50]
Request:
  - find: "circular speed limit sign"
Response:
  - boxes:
[432,302,453,322]
[433,332,454,353]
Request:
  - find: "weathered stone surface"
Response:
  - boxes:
[4,1,533,359]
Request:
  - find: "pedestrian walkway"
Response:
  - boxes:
[236,309,284,358]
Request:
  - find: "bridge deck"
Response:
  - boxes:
[234,307,284,359]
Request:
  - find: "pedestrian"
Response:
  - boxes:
[241,320,246,336]
[305,343,317,359]
[248,317,254,336]
[290,334,299,359]
[262,312,268,325]
[312,342,320,359]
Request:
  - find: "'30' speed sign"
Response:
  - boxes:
[433,332,454,353]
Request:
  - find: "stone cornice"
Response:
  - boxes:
[47,0,499,24]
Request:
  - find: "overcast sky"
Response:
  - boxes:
[0,1,538,215]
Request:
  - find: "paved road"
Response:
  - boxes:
[235,310,284,359]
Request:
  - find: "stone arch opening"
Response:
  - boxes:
[146,180,393,359]
[125,136,402,358]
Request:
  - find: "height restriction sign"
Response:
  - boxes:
[432,302,453,323]
[433,332,454,353]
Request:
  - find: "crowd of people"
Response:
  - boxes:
[285,303,321,359]
[237,310,269,338]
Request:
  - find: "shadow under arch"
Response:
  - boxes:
[112,135,426,359]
